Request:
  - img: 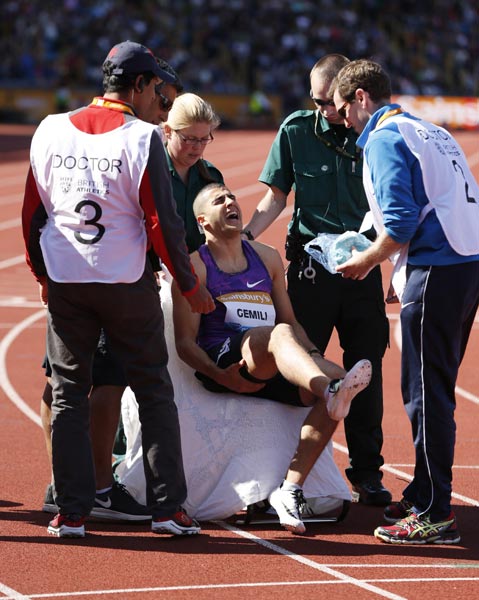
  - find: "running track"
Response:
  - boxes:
[0,124,478,600]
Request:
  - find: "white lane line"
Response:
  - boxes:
[332,443,479,508]
[327,563,479,568]
[0,310,44,427]
[0,173,29,187]
[384,462,479,506]
[220,160,265,178]
[0,194,24,207]
[2,577,479,600]
[0,217,21,231]
[0,299,43,308]
[391,464,479,469]
[216,521,407,600]
[366,577,479,583]
[0,582,31,599]
[235,182,265,198]
[0,255,25,270]
[1,561,478,599]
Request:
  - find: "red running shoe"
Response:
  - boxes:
[374,511,460,545]
[152,508,200,535]
[47,513,85,538]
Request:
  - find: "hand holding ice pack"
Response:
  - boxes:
[304,231,372,274]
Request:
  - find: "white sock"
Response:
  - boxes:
[96,486,112,495]
[281,480,301,492]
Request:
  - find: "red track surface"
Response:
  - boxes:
[0,125,478,600]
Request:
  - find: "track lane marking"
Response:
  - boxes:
[1,577,479,600]
[216,521,407,600]
[0,582,31,599]
[0,310,44,427]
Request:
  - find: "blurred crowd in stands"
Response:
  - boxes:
[1,0,478,116]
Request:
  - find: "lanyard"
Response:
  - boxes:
[376,107,403,127]
[314,111,361,162]
[90,97,137,116]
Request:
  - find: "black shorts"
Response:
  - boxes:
[195,333,304,407]
[42,329,127,387]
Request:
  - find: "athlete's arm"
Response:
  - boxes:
[172,254,262,393]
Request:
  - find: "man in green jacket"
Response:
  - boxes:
[244,54,391,506]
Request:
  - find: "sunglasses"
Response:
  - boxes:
[310,92,335,108]
[337,99,355,119]
[155,85,174,111]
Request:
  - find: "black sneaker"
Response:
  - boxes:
[352,480,392,506]
[384,497,414,523]
[90,481,151,521]
[42,483,57,514]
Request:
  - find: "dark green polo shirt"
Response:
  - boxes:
[166,151,224,252]
[259,110,369,239]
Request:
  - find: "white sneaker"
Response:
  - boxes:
[268,486,306,534]
[326,359,372,421]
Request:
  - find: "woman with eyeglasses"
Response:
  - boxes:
[163,93,224,252]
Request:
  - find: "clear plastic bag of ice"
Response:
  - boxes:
[304,231,372,274]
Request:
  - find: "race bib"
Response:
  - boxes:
[218,291,276,332]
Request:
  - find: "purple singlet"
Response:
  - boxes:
[197,241,276,350]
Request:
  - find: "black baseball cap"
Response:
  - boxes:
[103,41,175,83]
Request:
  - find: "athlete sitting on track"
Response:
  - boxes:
[171,183,372,534]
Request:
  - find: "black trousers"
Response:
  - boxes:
[288,259,389,484]
[47,263,186,518]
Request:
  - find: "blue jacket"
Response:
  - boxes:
[358,104,479,266]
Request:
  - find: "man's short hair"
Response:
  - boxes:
[335,59,392,103]
[193,183,227,218]
[310,54,350,84]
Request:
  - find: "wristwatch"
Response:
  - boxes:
[242,229,254,241]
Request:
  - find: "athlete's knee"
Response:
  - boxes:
[270,322,294,345]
